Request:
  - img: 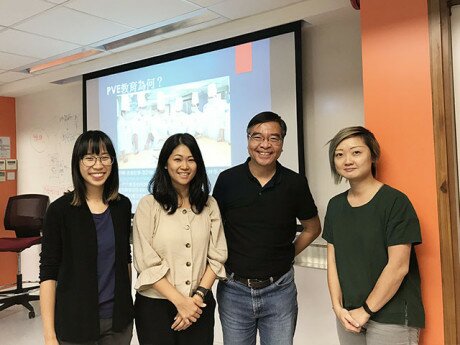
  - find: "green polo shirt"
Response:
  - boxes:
[322,184,425,328]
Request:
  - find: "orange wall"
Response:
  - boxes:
[0,97,17,285]
[361,1,443,344]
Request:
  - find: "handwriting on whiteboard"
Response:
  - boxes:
[28,113,82,201]
[59,113,80,144]
[30,128,48,153]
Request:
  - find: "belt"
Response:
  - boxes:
[231,272,284,289]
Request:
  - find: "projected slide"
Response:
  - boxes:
[86,28,299,212]
[116,76,231,169]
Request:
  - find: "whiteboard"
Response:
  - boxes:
[16,83,83,201]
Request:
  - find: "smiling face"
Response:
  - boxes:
[334,136,373,182]
[79,144,112,192]
[247,121,284,170]
[166,144,197,191]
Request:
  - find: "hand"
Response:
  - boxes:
[334,306,362,333]
[349,307,370,330]
[171,313,193,331]
[171,296,205,331]
[192,293,204,303]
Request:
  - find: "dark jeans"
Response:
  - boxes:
[134,292,216,345]
[58,319,133,345]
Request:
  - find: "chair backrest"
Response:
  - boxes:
[3,194,50,238]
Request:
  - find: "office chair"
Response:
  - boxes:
[0,194,49,318]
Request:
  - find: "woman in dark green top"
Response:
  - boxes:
[322,126,424,345]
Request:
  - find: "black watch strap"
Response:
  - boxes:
[195,286,209,298]
[362,301,375,317]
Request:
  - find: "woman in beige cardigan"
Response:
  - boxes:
[133,133,227,345]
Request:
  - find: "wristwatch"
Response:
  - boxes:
[194,286,209,299]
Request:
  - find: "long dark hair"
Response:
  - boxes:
[70,130,119,206]
[148,133,209,214]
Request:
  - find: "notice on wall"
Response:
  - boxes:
[6,159,17,170]
[0,171,5,182]
[0,160,5,170]
[6,172,15,181]
[0,137,10,158]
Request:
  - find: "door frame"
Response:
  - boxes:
[428,1,460,344]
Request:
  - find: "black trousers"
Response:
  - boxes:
[58,319,133,345]
[134,292,216,345]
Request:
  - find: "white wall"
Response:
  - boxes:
[303,8,364,223]
[15,7,363,345]
[292,9,363,345]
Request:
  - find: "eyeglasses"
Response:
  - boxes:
[247,133,283,145]
[81,155,114,167]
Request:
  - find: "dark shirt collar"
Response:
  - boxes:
[243,157,282,188]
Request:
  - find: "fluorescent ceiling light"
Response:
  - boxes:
[27,49,101,74]
[21,10,219,75]
[98,13,216,51]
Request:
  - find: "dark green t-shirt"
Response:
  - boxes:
[322,184,425,328]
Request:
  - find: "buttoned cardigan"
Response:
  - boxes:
[133,195,227,299]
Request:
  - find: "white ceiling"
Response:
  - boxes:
[0,0,353,97]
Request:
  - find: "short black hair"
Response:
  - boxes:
[148,133,210,214]
[246,111,287,138]
[70,130,119,205]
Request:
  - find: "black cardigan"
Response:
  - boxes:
[39,193,134,342]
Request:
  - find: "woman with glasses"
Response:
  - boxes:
[323,126,424,345]
[132,133,227,345]
[40,130,134,345]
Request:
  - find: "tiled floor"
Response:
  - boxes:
[0,301,45,345]
[0,295,140,345]
[0,267,337,345]
[0,279,224,345]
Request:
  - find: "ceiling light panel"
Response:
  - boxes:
[159,16,229,40]
[15,7,132,46]
[98,9,220,51]
[0,51,38,70]
[0,71,31,84]
[0,0,53,26]
[51,75,83,85]
[65,0,200,28]
[0,29,80,59]
[28,49,102,74]
[210,0,304,20]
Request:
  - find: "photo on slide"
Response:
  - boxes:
[116,76,231,170]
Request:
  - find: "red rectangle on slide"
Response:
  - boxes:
[235,43,252,74]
